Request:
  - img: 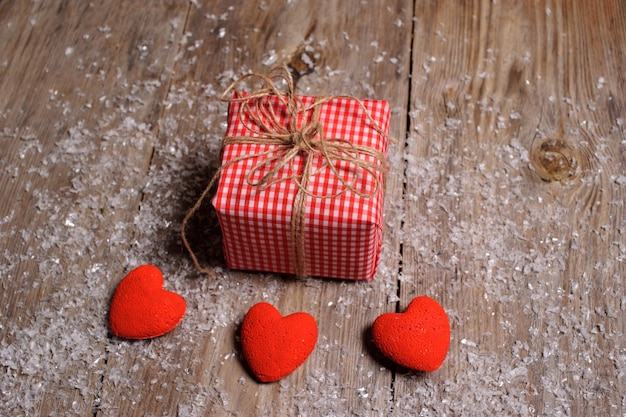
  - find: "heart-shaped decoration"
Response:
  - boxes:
[372,296,450,372]
[109,264,186,340]
[240,302,318,383]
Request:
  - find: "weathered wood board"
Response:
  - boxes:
[401,2,626,415]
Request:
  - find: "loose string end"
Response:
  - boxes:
[180,173,221,277]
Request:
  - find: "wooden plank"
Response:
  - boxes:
[400,0,625,415]
[0,1,188,415]
[97,1,412,415]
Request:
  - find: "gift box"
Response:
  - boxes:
[211,84,390,281]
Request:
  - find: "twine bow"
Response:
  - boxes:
[181,66,390,278]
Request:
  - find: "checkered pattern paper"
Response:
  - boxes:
[212,94,390,280]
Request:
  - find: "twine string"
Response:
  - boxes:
[181,66,390,277]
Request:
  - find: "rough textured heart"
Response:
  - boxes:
[240,302,318,383]
[372,296,450,372]
[109,264,186,340]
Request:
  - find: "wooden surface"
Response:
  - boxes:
[0,1,624,416]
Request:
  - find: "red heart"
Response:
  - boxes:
[372,296,450,372]
[240,302,318,383]
[109,264,186,340]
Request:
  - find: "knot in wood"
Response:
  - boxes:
[530,138,579,182]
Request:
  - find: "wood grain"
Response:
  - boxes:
[0,1,188,414]
[0,0,624,416]
[96,1,412,415]
[402,0,625,415]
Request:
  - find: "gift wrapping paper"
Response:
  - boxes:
[212,93,390,280]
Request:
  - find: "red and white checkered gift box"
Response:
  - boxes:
[212,93,390,280]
